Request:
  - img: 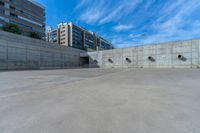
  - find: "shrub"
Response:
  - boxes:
[2,23,21,34]
[30,32,42,40]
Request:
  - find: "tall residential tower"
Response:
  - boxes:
[0,0,45,38]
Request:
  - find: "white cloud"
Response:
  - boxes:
[99,5,124,24]
[144,20,200,44]
[143,0,200,44]
[75,0,91,10]
[74,0,200,47]
[76,0,140,25]
[113,24,133,31]
[111,35,141,48]
[80,11,102,24]
[78,0,106,24]
[99,0,140,24]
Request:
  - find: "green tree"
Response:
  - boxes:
[2,23,21,34]
[29,32,42,40]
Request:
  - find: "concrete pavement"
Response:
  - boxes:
[0,68,200,133]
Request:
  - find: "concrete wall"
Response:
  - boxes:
[0,31,84,70]
[88,39,200,68]
[1,30,200,70]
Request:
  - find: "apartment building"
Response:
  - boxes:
[47,27,59,43]
[58,23,69,46]
[47,22,113,51]
[0,0,45,38]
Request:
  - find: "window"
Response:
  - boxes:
[18,16,43,27]
[10,13,18,18]
[61,30,65,33]
[10,5,15,10]
[61,38,65,41]
[0,9,4,14]
[0,16,6,21]
[9,0,16,2]
[0,1,4,6]
[10,20,32,30]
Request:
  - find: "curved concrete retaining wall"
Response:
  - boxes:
[0,31,84,70]
[88,39,200,68]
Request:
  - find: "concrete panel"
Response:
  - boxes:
[8,47,26,61]
[0,46,7,59]
[142,45,157,68]
[0,41,8,70]
[190,40,200,68]
[88,52,98,67]
[199,41,200,67]
[113,49,123,68]
[137,46,144,68]
[0,31,84,70]
[97,51,103,67]
[102,50,114,68]
[0,39,7,47]
[122,47,138,68]
[172,53,192,68]
[156,43,173,68]
[172,41,192,68]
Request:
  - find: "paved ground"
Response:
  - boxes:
[0,68,200,133]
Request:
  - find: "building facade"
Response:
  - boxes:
[58,23,70,46]
[47,22,113,51]
[0,0,45,38]
[47,27,59,44]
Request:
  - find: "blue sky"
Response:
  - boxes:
[36,0,200,48]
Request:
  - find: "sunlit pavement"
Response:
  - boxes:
[0,68,200,133]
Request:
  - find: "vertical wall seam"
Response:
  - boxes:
[6,40,8,70]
